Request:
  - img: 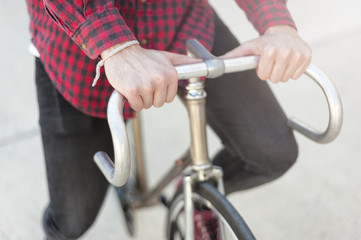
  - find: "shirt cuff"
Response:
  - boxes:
[252,1,297,35]
[72,8,137,59]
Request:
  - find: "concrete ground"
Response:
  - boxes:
[0,0,360,239]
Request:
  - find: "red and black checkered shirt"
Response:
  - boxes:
[26,0,295,119]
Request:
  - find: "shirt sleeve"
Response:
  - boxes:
[43,0,137,59]
[235,0,296,34]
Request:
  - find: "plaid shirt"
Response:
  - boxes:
[26,0,295,119]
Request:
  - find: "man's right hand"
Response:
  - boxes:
[101,43,198,111]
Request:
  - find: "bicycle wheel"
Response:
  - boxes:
[166,182,256,240]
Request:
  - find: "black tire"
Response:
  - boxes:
[166,182,256,240]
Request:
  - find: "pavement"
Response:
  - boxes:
[0,0,360,239]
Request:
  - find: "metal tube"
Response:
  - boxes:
[215,169,227,240]
[93,92,130,187]
[176,62,208,79]
[132,112,148,193]
[186,97,210,166]
[175,55,259,80]
[288,64,343,143]
[223,56,259,73]
[186,39,225,78]
[184,175,194,240]
[137,150,192,206]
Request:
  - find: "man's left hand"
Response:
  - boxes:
[222,25,312,83]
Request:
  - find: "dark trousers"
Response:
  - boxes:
[36,16,297,240]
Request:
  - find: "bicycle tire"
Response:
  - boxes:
[166,181,256,240]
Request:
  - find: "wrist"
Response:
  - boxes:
[93,40,139,87]
[100,40,140,59]
[264,25,297,35]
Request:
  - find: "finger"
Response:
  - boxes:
[153,88,167,108]
[280,58,299,82]
[279,62,293,82]
[292,60,310,80]
[165,79,178,103]
[152,71,169,107]
[281,50,308,82]
[257,53,275,81]
[164,67,179,103]
[221,41,259,59]
[127,95,143,112]
[268,48,293,83]
[291,49,312,79]
[269,59,290,83]
[140,85,154,109]
[153,78,167,108]
[163,51,200,65]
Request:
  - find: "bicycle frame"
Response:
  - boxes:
[129,42,231,238]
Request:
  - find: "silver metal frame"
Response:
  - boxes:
[131,112,148,193]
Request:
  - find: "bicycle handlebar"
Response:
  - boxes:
[94,39,343,186]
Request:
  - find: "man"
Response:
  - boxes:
[26,0,311,239]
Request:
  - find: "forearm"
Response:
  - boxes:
[43,0,136,59]
[235,0,296,34]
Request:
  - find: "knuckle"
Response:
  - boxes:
[281,49,291,60]
[153,74,166,86]
[126,87,138,97]
[293,51,302,61]
[264,46,276,58]
[142,85,153,94]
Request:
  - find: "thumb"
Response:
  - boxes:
[221,40,259,59]
[163,51,201,66]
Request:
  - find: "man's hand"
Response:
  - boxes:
[101,44,198,111]
[222,25,312,83]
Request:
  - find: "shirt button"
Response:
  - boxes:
[141,0,146,3]
[141,38,148,45]
[81,43,87,50]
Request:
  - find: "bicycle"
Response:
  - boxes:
[93,39,343,239]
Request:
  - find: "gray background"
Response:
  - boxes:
[0,0,360,239]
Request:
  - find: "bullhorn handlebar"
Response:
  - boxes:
[94,39,343,186]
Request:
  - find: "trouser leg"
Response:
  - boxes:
[208,15,298,194]
[35,58,112,239]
